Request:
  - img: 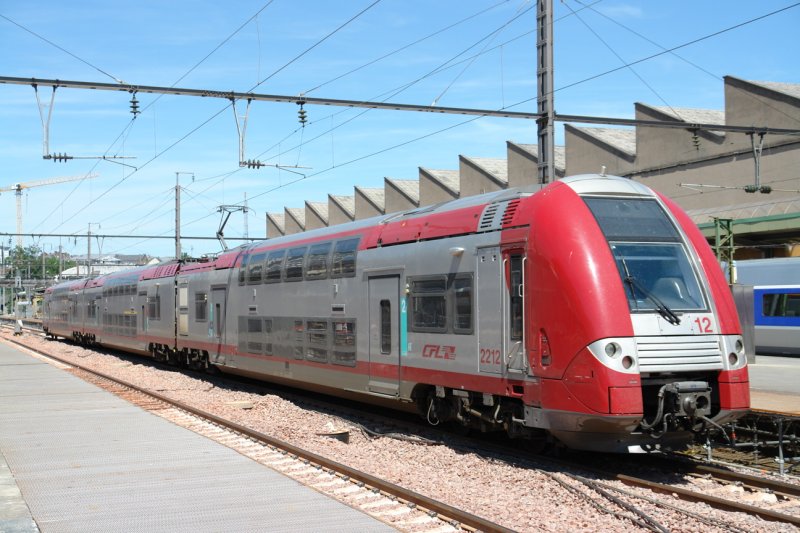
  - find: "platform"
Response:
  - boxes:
[0,342,394,532]
[748,354,800,416]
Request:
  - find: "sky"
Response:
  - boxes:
[0,0,798,260]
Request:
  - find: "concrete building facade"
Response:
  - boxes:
[263,75,799,257]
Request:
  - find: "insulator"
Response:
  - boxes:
[242,159,265,169]
[297,101,307,127]
[759,185,772,194]
[130,93,140,116]
[743,184,758,193]
[691,133,700,150]
[46,153,72,163]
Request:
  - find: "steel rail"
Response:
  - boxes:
[2,336,514,533]
[687,463,800,499]
[616,473,800,526]
[8,330,799,528]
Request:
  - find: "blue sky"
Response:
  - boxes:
[0,0,798,259]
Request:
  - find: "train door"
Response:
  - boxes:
[177,281,189,337]
[504,250,527,375]
[138,291,147,333]
[210,287,227,363]
[477,247,502,374]
[367,276,400,396]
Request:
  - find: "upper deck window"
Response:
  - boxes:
[285,247,307,281]
[584,197,679,242]
[306,242,332,280]
[331,238,359,278]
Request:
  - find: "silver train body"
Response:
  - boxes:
[735,257,800,355]
[43,175,750,452]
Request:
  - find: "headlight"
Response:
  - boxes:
[728,352,738,366]
[604,342,620,358]
[735,339,744,354]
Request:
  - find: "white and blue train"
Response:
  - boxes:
[735,257,800,355]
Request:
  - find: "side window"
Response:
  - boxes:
[238,254,250,285]
[453,275,473,334]
[248,253,266,284]
[332,320,356,367]
[306,242,332,280]
[306,320,328,363]
[380,300,391,354]
[265,250,285,283]
[763,292,800,317]
[331,237,359,278]
[409,277,447,332]
[147,295,161,321]
[195,292,208,321]
[293,320,305,359]
[247,318,263,354]
[264,319,273,355]
[509,255,524,342]
[285,247,307,281]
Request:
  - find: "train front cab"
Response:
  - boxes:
[522,176,749,452]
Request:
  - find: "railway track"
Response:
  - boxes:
[2,334,512,533]
[5,330,800,530]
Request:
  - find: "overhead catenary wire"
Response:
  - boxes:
[14,2,799,251]
[562,1,679,116]
[42,1,382,239]
[0,13,125,84]
[303,0,515,95]
[571,0,800,126]
[30,1,279,235]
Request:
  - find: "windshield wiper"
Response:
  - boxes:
[619,257,682,325]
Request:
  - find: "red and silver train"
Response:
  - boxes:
[43,174,750,452]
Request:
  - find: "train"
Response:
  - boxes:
[735,257,800,355]
[42,174,750,453]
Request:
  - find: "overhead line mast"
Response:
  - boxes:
[537,0,555,184]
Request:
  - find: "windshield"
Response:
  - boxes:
[583,197,707,313]
[611,243,706,312]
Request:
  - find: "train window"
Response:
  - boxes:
[195,292,208,321]
[293,320,305,359]
[306,242,332,280]
[265,250,285,283]
[331,238,359,278]
[583,197,680,242]
[247,253,266,284]
[306,320,329,362]
[332,320,356,367]
[509,256,524,342]
[285,247,307,281]
[147,295,161,321]
[610,243,705,312]
[264,319,273,355]
[453,275,473,334]
[410,277,448,332]
[247,318,263,354]
[380,300,391,354]
[763,292,800,317]
[238,254,250,285]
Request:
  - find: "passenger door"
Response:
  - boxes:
[210,287,227,364]
[504,250,527,375]
[367,276,400,396]
[477,247,502,374]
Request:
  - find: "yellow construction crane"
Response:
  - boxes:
[0,173,98,248]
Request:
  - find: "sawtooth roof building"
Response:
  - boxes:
[266,75,800,259]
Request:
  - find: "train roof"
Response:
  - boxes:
[735,257,800,285]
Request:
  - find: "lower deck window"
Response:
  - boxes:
[410,278,447,332]
[333,320,356,366]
